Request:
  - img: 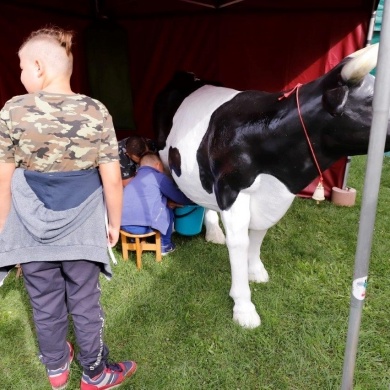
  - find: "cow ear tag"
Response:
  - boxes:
[312,180,325,204]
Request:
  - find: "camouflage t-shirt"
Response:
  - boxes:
[0,92,119,172]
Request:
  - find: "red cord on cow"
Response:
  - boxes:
[279,84,324,187]
[295,85,323,185]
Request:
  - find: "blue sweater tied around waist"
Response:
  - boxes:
[0,168,113,286]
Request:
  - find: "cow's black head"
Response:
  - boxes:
[319,44,388,156]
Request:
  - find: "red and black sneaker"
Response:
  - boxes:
[46,342,74,390]
[80,361,137,390]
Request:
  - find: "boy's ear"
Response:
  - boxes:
[156,161,164,172]
[35,60,43,77]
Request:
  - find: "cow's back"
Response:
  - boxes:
[153,71,222,150]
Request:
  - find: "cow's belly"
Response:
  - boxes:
[160,141,220,209]
[246,174,295,231]
[159,85,240,210]
[159,140,220,209]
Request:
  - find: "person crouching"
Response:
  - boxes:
[121,152,193,255]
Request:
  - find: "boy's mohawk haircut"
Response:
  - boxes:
[21,26,74,56]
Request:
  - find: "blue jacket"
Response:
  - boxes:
[121,166,193,234]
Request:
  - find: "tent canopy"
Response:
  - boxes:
[2,0,378,19]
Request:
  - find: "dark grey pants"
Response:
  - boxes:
[22,260,109,377]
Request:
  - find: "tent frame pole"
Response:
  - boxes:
[341,0,390,387]
[342,1,377,190]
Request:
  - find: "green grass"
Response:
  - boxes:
[1,155,390,389]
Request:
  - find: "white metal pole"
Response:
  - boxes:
[342,2,377,189]
[341,0,390,388]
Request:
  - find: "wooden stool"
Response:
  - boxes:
[120,230,162,270]
[15,264,23,278]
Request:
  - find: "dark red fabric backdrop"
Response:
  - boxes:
[0,2,371,198]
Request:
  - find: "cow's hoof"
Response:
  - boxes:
[205,229,226,245]
[248,266,269,283]
[233,309,261,329]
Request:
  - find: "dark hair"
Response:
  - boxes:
[125,135,148,158]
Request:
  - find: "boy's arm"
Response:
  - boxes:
[0,163,15,232]
[159,174,194,205]
[99,161,123,247]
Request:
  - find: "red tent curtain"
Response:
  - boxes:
[0,3,369,197]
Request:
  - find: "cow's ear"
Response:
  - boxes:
[322,85,349,116]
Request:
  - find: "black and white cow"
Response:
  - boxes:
[154,44,388,328]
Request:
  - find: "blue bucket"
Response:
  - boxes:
[174,205,205,236]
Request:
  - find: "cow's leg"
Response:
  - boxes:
[248,229,269,283]
[204,209,226,244]
[221,196,261,328]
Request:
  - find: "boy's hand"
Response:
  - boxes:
[107,226,120,247]
[167,200,183,209]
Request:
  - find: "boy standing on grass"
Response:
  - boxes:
[0,27,136,389]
